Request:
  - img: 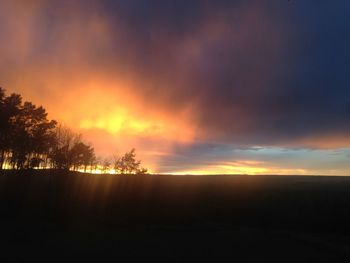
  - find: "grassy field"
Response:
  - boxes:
[1,170,350,261]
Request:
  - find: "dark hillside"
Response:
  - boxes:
[1,171,350,261]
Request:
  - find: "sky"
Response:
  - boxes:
[1,0,350,175]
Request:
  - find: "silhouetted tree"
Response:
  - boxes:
[136,166,148,175]
[50,124,78,170]
[89,154,97,173]
[0,88,59,170]
[0,89,22,169]
[49,124,96,171]
[10,102,56,169]
[102,158,111,174]
[114,148,148,175]
[70,142,95,172]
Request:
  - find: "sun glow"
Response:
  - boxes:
[166,160,308,175]
[80,108,156,135]
[47,81,196,144]
[79,106,195,142]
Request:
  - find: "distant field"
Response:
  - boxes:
[1,170,350,261]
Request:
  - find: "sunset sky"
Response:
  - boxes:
[1,1,350,175]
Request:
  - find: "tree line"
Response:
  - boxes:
[0,87,148,174]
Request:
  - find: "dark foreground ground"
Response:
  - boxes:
[1,170,350,262]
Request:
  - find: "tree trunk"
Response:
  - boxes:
[0,149,5,170]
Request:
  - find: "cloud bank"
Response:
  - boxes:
[1,1,350,173]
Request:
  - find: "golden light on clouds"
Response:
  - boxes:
[79,110,195,142]
[60,81,197,143]
[75,86,196,142]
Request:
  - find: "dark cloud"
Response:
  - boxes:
[91,1,350,146]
